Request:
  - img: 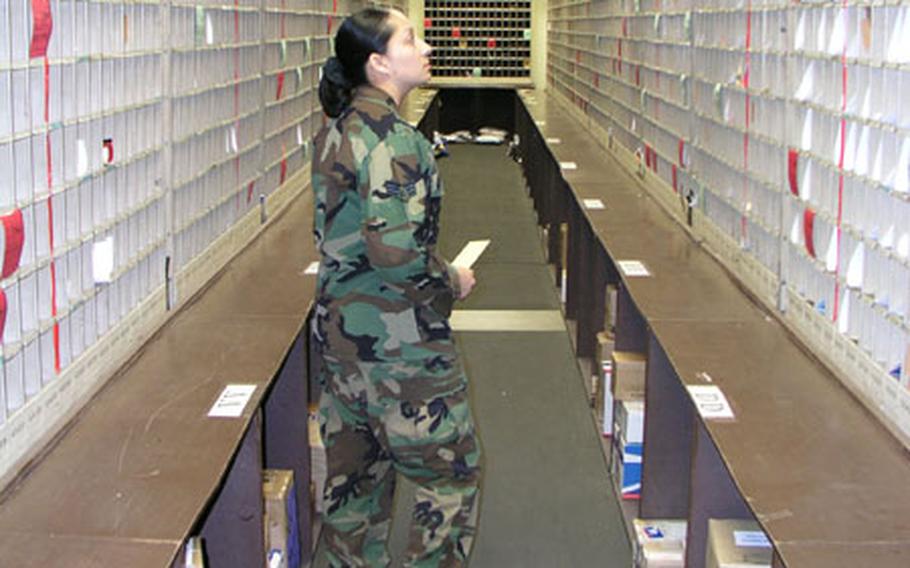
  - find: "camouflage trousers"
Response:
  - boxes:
[317,354,483,568]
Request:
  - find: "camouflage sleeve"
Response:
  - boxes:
[361,129,459,306]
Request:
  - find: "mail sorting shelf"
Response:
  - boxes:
[424,0,532,79]
[0,91,437,567]
[513,89,910,567]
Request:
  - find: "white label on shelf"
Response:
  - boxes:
[687,385,735,420]
[734,531,772,548]
[205,13,214,45]
[545,137,562,144]
[227,126,238,153]
[560,161,577,170]
[92,237,114,283]
[617,260,650,277]
[303,261,319,275]
[208,384,257,418]
[535,120,546,126]
[452,239,491,268]
[76,140,88,177]
[583,199,605,210]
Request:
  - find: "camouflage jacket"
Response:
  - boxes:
[310,85,461,362]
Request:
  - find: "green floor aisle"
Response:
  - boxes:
[313,144,632,567]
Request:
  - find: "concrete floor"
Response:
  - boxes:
[311,144,632,567]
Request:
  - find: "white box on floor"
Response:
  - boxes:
[616,399,645,444]
[706,519,772,568]
[633,519,687,567]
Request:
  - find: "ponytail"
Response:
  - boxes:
[319,56,354,118]
[318,8,395,118]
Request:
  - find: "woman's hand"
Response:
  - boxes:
[455,266,476,299]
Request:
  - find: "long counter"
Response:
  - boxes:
[0,93,438,568]
[515,89,910,567]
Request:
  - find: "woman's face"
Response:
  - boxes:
[381,10,433,90]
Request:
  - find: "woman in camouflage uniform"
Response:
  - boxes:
[311,7,482,567]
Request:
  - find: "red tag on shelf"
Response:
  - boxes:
[53,321,60,373]
[279,145,288,185]
[617,39,622,59]
[332,0,337,13]
[452,27,461,39]
[803,207,816,258]
[644,144,653,169]
[678,138,686,167]
[487,38,496,49]
[1,209,24,279]
[0,288,6,343]
[424,18,432,29]
[788,148,799,196]
[276,71,285,100]
[672,164,679,193]
[635,65,641,86]
[247,181,255,203]
[29,0,53,59]
[102,138,114,163]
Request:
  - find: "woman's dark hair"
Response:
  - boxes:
[318,8,395,118]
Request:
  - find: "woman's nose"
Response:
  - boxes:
[419,38,432,56]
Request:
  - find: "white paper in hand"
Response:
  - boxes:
[452,240,490,268]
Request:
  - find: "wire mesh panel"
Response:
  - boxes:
[424,0,531,79]
[548,0,910,440]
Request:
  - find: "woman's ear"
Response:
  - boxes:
[367,51,391,80]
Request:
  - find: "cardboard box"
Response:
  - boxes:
[182,537,206,567]
[616,399,645,444]
[559,222,569,268]
[605,284,618,332]
[612,351,646,400]
[263,469,302,568]
[706,519,773,568]
[633,519,687,568]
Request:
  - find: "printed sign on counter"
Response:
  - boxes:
[617,260,651,277]
[209,385,257,418]
[733,531,772,548]
[687,385,735,420]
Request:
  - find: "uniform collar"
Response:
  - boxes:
[352,84,399,114]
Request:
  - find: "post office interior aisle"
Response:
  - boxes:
[1,1,910,567]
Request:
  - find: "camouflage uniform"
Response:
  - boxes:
[311,84,482,567]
